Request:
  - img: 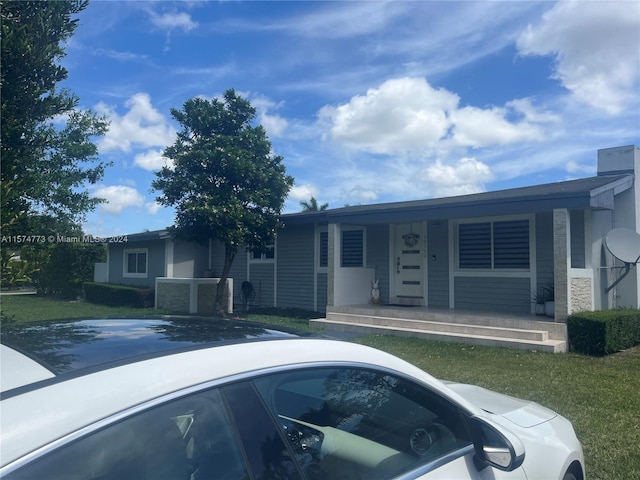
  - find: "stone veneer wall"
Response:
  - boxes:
[156,282,190,312]
[197,283,230,314]
[156,278,233,314]
[571,277,593,313]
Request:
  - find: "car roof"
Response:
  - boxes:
[0,316,306,394]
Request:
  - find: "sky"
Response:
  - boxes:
[60,1,640,237]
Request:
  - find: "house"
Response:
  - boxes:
[103,145,639,345]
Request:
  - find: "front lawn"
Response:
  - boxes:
[2,296,638,479]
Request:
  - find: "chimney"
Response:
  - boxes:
[597,145,640,176]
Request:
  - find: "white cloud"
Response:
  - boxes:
[92,185,144,214]
[134,149,174,171]
[418,157,494,197]
[517,1,640,115]
[96,93,176,153]
[451,105,544,148]
[289,183,319,202]
[321,77,459,155]
[321,77,554,155]
[149,12,198,32]
[145,201,163,215]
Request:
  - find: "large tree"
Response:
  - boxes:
[1,0,109,234]
[152,89,294,314]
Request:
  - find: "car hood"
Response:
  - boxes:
[445,382,557,428]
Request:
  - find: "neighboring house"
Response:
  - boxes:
[103,145,640,320]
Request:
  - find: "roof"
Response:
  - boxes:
[0,317,305,395]
[283,173,634,225]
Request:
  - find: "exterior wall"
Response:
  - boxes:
[173,240,209,278]
[316,273,328,314]
[249,263,275,307]
[276,224,316,310]
[535,212,555,294]
[427,220,449,308]
[366,224,390,303]
[570,210,586,268]
[596,145,640,308]
[454,277,531,314]
[108,240,165,288]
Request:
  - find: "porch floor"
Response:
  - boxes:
[311,304,567,353]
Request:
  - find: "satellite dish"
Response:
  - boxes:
[605,228,640,264]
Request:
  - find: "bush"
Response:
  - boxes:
[568,309,640,356]
[84,282,154,308]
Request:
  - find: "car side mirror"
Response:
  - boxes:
[468,416,525,472]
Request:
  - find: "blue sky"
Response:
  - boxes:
[62,1,640,236]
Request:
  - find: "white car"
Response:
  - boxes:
[0,317,584,480]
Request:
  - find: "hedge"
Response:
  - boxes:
[568,309,640,356]
[83,282,154,308]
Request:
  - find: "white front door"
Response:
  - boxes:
[393,223,425,301]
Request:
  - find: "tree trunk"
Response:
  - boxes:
[213,243,236,316]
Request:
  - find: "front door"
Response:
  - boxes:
[393,223,425,302]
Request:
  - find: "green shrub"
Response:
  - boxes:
[568,309,640,356]
[83,282,154,308]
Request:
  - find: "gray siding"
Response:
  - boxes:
[108,240,165,288]
[535,212,554,292]
[427,220,449,307]
[454,277,531,314]
[249,263,275,307]
[276,225,316,310]
[570,210,586,268]
[366,224,390,303]
[316,273,328,314]
[173,240,209,278]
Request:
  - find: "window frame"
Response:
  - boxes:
[249,244,275,263]
[123,248,148,278]
[455,216,532,272]
[317,228,328,271]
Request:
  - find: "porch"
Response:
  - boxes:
[311,304,568,353]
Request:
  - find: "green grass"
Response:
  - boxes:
[0,294,168,322]
[2,296,639,479]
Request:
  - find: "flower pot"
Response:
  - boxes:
[535,303,546,316]
[544,301,555,317]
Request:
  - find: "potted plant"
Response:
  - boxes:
[543,283,555,317]
[532,290,546,315]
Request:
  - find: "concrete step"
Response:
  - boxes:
[323,313,549,341]
[326,305,567,341]
[310,318,567,353]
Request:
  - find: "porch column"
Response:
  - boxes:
[553,208,570,321]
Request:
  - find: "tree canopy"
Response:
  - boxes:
[152,89,293,313]
[0,0,109,234]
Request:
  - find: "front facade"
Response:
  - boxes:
[105,145,640,320]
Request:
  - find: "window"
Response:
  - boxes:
[8,388,249,480]
[123,249,147,277]
[250,245,275,262]
[253,367,472,480]
[458,219,530,270]
[341,229,364,267]
[319,230,328,268]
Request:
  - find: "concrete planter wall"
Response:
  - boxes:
[155,277,233,314]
